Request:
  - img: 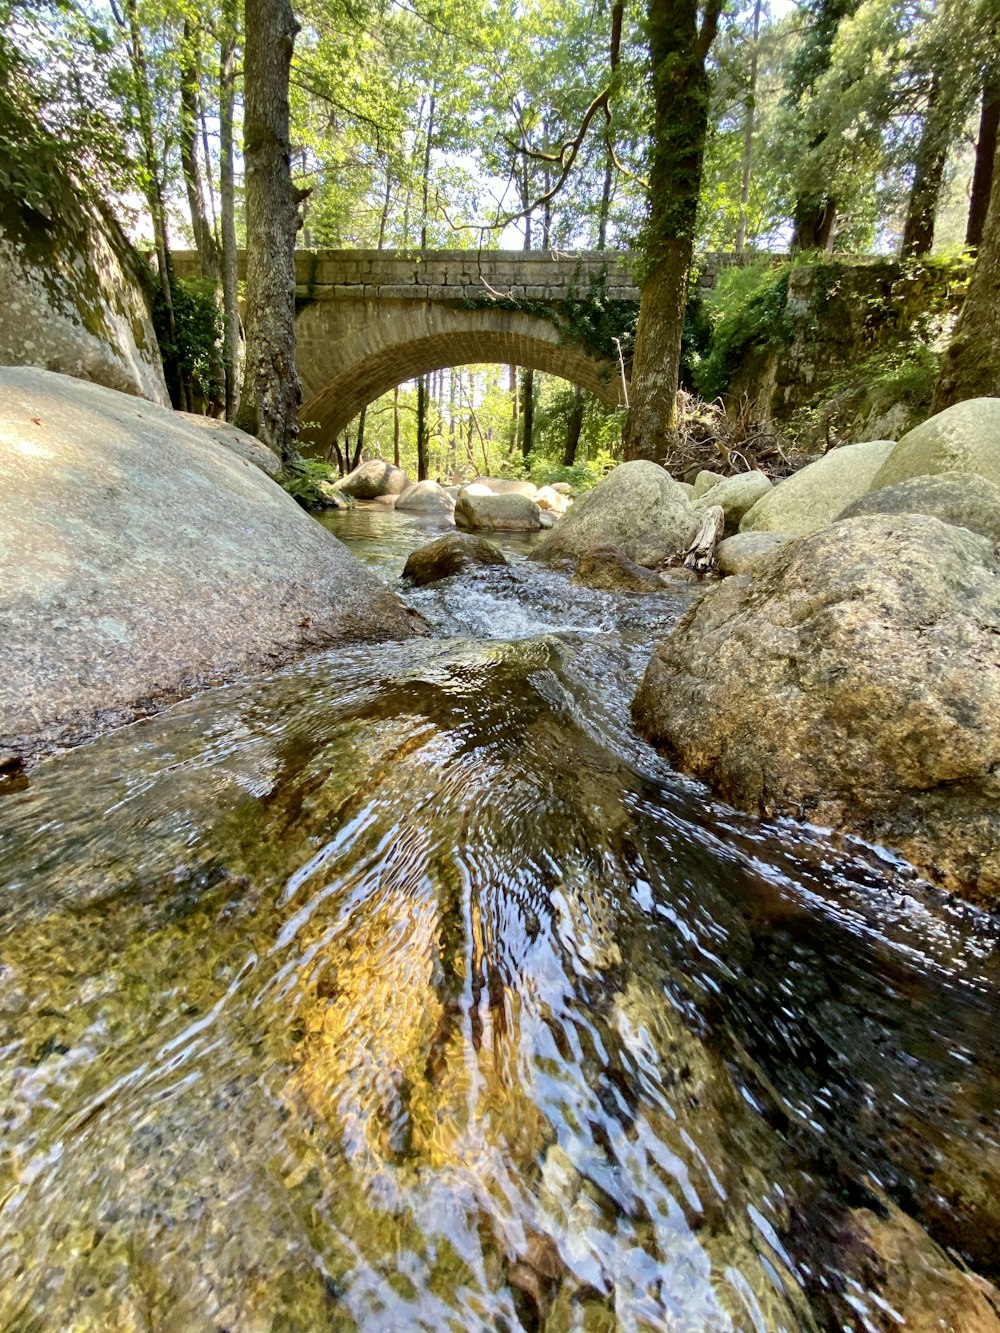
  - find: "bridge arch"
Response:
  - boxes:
[296,302,626,450]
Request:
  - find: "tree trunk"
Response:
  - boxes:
[521,368,535,458]
[932,135,1000,409]
[563,385,585,466]
[234,0,303,461]
[968,69,1000,250]
[735,0,762,258]
[219,0,241,421]
[900,74,949,259]
[792,195,837,252]
[393,384,401,467]
[180,21,220,281]
[416,375,429,480]
[622,0,720,464]
[124,0,183,408]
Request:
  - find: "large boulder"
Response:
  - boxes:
[870,398,1000,491]
[176,412,280,476]
[533,461,698,567]
[0,152,168,406]
[0,369,420,767]
[401,531,508,586]
[693,470,772,535]
[394,479,455,514]
[739,440,896,535]
[338,458,409,498]
[633,514,1000,908]
[837,471,1000,543]
[454,491,541,532]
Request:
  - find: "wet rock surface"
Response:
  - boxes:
[571,544,668,592]
[401,530,509,585]
[634,513,1000,906]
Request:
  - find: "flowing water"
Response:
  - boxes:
[1,507,998,1332]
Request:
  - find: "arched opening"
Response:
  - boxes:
[297,309,627,454]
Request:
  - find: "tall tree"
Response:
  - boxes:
[622,0,722,462]
[932,133,1000,408]
[967,62,1000,250]
[218,0,241,419]
[234,0,303,460]
[786,0,860,251]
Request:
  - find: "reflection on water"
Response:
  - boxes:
[1,508,998,1330]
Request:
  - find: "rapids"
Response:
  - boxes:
[0,505,997,1331]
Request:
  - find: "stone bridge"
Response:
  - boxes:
[174,248,640,448]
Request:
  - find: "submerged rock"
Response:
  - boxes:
[871,397,1000,491]
[534,460,697,567]
[338,457,409,498]
[571,545,668,592]
[455,491,541,532]
[739,439,895,534]
[394,479,455,514]
[0,369,420,765]
[401,531,508,585]
[633,514,1000,907]
[837,470,1000,543]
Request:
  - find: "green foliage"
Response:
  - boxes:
[692,260,792,400]
[151,276,223,401]
[526,448,619,492]
[277,456,342,508]
[458,286,638,366]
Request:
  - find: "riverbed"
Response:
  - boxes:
[0,505,997,1330]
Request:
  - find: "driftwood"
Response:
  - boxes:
[683,505,725,575]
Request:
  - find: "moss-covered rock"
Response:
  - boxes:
[0,151,168,404]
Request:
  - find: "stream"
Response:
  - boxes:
[1,505,998,1331]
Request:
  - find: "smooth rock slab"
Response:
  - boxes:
[739,440,895,535]
[871,398,1000,491]
[633,514,1000,907]
[0,369,420,765]
[837,470,1000,543]
[534,460,698,567]
[455,491,541,532]
[177,412,280,476]
[401,531,509,585]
